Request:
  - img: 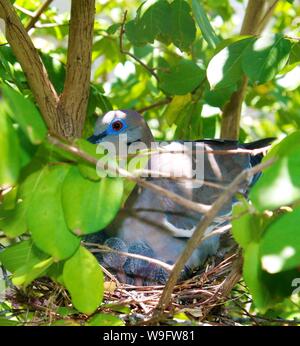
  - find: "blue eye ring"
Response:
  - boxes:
[112,120,123,131]
[107,118,127,135]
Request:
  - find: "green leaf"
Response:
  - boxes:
[207,37,254,90]
[159,60,205,95]
[243,242,272,311]
[232,203,266,248]
[263,131,300,159]
[27,165,80,260]
[62,167,123,235]
[242,35,292,84]
[107,23,121,35]
[142,0,172,45]
[2,84,47,144]
[124,0,196,51]
[102,303,131,314]
[87,313,124,326]
[75,138,102,181]
[163,94,192,126]
[0,170,41,237]
[250,147,300,211]
[12,257,54,287]
[204,83,237,107]
[47,262,65,285]
[63,246,104,315]
[289,42,300,65]
[169,0,196,51]
[0,240,48,273]
[191,0,220,49]
[173,102,202,140]
[0,109,20,188]
[0,318,20,326]
[125,20,151,47]
[260,208,300,274]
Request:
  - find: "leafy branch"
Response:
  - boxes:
[119,10,159,81]
[221,0,279,140]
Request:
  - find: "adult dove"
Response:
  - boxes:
[87,110,273,286]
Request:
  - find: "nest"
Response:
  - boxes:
[3,244,246,326]
[102,252,241,322]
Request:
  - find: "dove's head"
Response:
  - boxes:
[88,110,154,149]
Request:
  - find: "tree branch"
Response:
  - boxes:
[85,242,174,273]
[137,97,172,114]
[151,157,275,319]
[47,134,212,214]
[0,0,59,132]
[26,0,54,31]
[220,0,278,140]
[58,0,95,139]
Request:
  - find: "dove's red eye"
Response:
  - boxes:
[112,120,124,131]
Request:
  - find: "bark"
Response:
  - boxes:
[0,0,95,139]
[58,0,95,138]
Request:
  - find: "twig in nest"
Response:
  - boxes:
[84,242,174,272]
[151,158,276,321]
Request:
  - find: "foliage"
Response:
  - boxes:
[0,0,300,325]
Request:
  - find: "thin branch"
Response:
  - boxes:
[120,11,159,80]
[0,0,59,132]
[201,253,244,321]
[84,242,174,272]
[117,143,273,159]
[151,157,276,319]
[47,134,212,214]
[256,0,279,34]
[58,0,95,138]
[14,4,34,17]
[137,98,172,113]
[26,0,54,31]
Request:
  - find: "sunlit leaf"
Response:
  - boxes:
[62,166,123,235]
[242,35,292,84]
[12,257,53,287]
[260,208,300,274]
[0,108,20,189]
[87,313,124,326]
[2,84,47,144]
[207,37,254,90]
[232,203,266,248]
[163,94,192,126]
[0,240,47,274]
[243,242,272,311]
[27,165,80,260]
[250,147,300,211]
[0,170,41,237]
[159,60,205,95]
[63,246,104,315]
[192,0,220,49]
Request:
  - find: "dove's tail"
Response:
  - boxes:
[242,137,276,150]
